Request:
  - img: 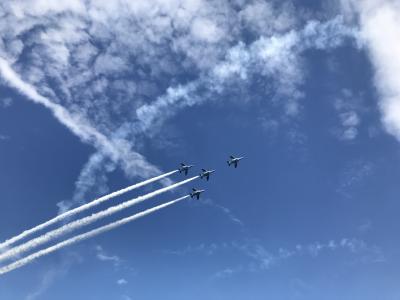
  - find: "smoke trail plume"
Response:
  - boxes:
[0,170,178,250]
[0,195,189,275]
[0,177,197,262]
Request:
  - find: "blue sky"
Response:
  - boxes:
[1,0,400,299]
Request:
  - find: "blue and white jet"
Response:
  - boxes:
[190,188,205,200]
[179,163,194,175]
[227,155,244,168]
[200,169,215,181]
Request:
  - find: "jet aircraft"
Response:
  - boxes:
[179,163,194,175]
[190,188,205,200]
[200,169,215,181]
[227,155,244,168]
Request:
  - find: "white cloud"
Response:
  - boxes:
[25,268,60,300]
[336,159,373,198]
[202,199,244,227]
[212,267,237,280]
[95,245,123,268]
[136,16,355,134]
[332,89,369,141]
[0,134,9,141]
[239,1,296,35]
[0,0,357,207]
[341,0,400,141]
[163,243,219,256]
[0,57,161,190]
[342,126,358,140]
[0,57,116,160]
[94,54,128,76]
[57,152,114,213]
[358,220,372,233]
[341,111,360,127]
[229,237,384,277]
[10,0,86,17]
[337,110,360,140]
[191,17,222,43]
[117,278,128,285]
[24,253,81,300]
[1,97,13,108]
[169,238,385,279]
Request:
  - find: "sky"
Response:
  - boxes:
[0,0,400,299]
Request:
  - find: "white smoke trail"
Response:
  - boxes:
[0,195,189,275]
[0,170,178,250]
[0,177,197,262]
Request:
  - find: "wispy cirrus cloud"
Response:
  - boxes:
[0,0,356,208]
[24,252,82,300]
[163,243,219,256]
[136,15,357,136]
[229,238,384,277]
[0,97,12,108]
[0,55,161,211]
[336,159,374,198]
[0,134,9,141]
[332,89,364,141]
[164,237,385,279]
[358,220,372,233]
[0,57,160,177]
[95,245,123,268]
[116,278,128,286]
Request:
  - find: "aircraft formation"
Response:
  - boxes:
[0,154,244,275]
[182,155,244,200]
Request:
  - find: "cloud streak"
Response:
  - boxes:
[164,237,385,279]
[0,170,178,250]
[0,57,117,159]
[0,195,189,275]
[0,177,197,263]
[95,245,122,268]
[0,1,359,205]
[0,56,162,184]
[136,16,357,133]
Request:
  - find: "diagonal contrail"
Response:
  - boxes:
[0,177,198,262]
[0,170,178,250]
[0,195,189,275]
